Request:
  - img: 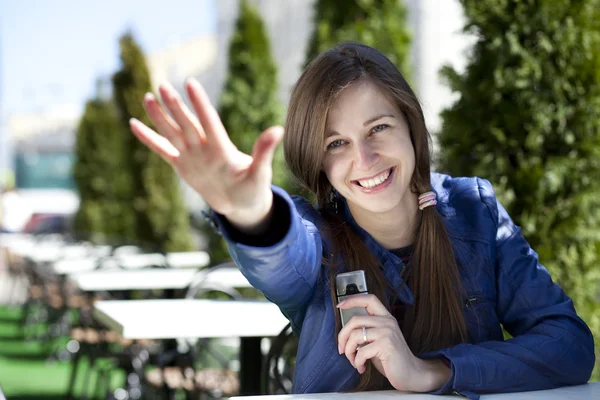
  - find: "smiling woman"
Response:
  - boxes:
[128,42,595,399]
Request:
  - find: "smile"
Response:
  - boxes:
[352,167,395,190]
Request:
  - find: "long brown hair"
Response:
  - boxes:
[283,42,468,390]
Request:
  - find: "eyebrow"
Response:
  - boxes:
[363,113,396,127]
[327,114,396,138]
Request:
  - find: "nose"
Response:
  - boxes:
[353,140,379,171]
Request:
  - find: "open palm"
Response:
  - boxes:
[129,79,283,228]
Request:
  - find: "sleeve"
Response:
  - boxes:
[207,185,323,332]
[420,178,595,400]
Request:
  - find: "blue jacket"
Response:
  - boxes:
[210,173,595,399]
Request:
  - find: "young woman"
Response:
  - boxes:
[129,42,595,399]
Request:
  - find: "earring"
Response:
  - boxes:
[329,189,339,214]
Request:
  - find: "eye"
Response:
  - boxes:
[370,124,389,135]
[326,139,346,150]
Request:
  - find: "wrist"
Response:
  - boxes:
[225,190,274,235]
[409,357,451,393]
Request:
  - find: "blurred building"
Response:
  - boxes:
[0,30,6,173]
[5,106,80,230]
[211,0,316,106]
[406,0,475,134]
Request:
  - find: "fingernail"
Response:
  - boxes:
[159,83,174,98]
[129,118,137,125]
[273,126,284,137]
[185,76,198,85]
[144,92,155,102]
[336,301,345,308]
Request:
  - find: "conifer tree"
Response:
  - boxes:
[437,0,600,378]
[206,0,288,262]
[306,0,411,77]
[73,93,133,241]
[113,32,194,252]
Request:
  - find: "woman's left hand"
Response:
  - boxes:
[337,294,450,392]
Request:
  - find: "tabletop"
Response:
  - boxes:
[51,251,210,274]
[70,268,199,291]
[93,299,289,339]
[18,243,112,262]
[70,266,252,291]
[230,382,600,399]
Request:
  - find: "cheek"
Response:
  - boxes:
[322,155,350,182]
[388,137,415,166]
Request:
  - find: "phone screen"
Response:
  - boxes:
[335,270,369,326]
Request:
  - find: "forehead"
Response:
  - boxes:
[327,80,398,129]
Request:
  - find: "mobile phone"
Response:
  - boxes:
[335,270,369,327]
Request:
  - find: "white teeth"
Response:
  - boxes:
[358,169,391,188]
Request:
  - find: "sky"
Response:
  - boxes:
[0,0,217,116]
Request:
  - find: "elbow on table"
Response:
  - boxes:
[559,331,595,385]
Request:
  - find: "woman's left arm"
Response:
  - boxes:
[420,179,595,398]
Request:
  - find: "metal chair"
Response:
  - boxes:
[142,263,245,399]
[261,323,297,394]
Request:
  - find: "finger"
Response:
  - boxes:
[129,118,180,162]
[344,327,382,367]
[337,294,390,317]
[338,316,390,354]
[143,93,186,152]
[249,126,284,178]
[354,342,380,374]
[158,82,204,147]
[185,78,232,151]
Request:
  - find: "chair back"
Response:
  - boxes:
[186,261,243,300]
[261,323,297,394]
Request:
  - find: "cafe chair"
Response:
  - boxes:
[143,267,244,399]
[65,252,161,400]
[261,322,298,394]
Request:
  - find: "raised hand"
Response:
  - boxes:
[129,78,283,232]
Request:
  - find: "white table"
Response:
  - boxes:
[0,233,37,252]
[231,382,600,399]
[93,299,287,339]
[0,233,64,250]
[52,251,210,275]
[70,269,199,291]
[70,267,251,292]
[93,299,289,395]
[122,251,210,269]
[10,241,112,262]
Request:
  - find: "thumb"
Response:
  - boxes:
[249,126,284,178]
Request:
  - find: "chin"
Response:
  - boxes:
[347,196,402,215]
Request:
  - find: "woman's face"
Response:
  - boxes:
[322,80,416,217]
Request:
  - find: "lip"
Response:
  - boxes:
[351,167,395,194]
[352,167,394,182]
